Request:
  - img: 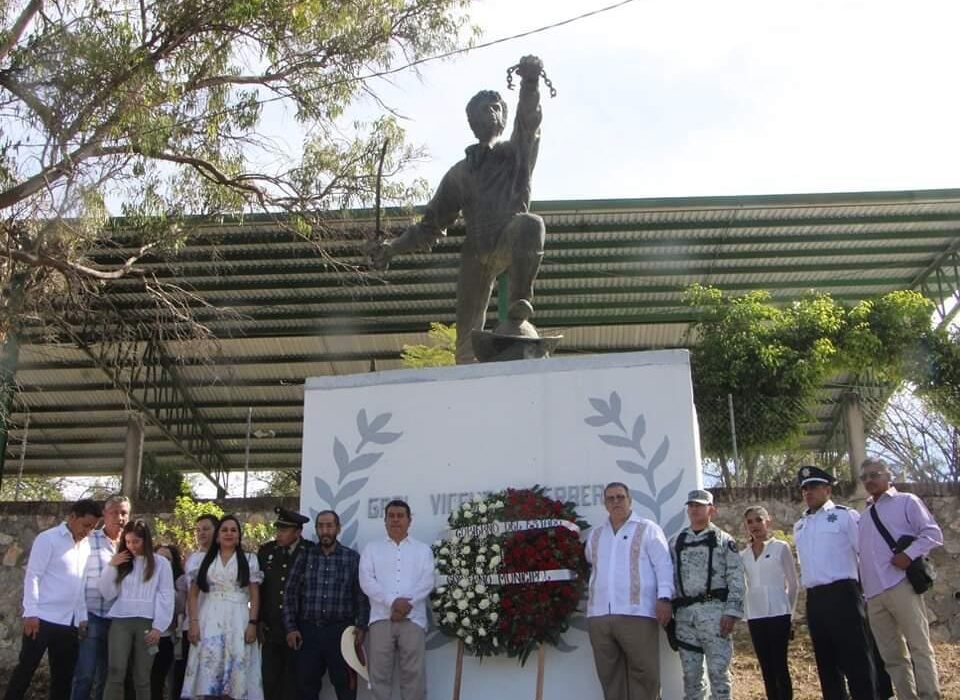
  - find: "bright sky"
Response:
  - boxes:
[283,0,960,202]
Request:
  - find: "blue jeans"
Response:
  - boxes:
[70,613,111,700]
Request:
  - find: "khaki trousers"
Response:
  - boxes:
[867,578,941,700]
[367,619,426,700]
[588,615,661,700]
[104,617,153,700]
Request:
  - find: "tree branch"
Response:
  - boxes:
[0,241,156,280]
[0,0,44,62]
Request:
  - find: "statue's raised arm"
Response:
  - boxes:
[370,56,553,364]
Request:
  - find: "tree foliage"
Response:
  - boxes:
[684,285,934,485]
[869,388,960,483]
[400,322,456,368]
[255,468,301,497]
[0,0,471,340]
[0,474,67,501]
[913,327,960,427]
[138,454,193,501]
[153,494,272,553]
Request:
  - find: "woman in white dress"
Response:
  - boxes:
[181,515,263,700]
[174,514,219,700]
[740,505,799,700]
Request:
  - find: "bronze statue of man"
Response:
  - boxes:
[371,55,546,364]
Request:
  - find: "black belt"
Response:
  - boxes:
[302,619,351,627]
[673,588,729,608]
[808,578,858,593]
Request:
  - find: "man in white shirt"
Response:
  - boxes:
[71,494,130,700]
[4,499,103,700]
[359,500,435,700]
[793,465,877,700]
[585,482,674,700]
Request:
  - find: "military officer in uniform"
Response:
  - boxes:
[258,506,313,700]
[793,465,878,700]
[670,489,745,700]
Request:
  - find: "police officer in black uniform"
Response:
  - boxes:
[258,506,313,700]
[793,466,884,700]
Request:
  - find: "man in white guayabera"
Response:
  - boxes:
[359,500,435,700]
[585,482,674,700]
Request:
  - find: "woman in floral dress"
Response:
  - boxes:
[181,515,263,700]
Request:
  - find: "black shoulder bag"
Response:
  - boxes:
[868,504,936,595]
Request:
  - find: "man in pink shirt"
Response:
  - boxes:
[857,458,943,700]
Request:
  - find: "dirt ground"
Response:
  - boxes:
[730,635,960,699]
[5,637,959,698]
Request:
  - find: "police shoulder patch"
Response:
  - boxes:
[727,540,738,553]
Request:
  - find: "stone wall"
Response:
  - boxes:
[0,495,298,687]
[706,483,960,643]
[0,487,957,687]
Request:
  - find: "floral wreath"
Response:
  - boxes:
[431,486,589,664]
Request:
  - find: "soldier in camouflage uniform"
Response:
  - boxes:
[670,489,745,700]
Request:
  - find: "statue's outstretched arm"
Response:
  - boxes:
[369,165,464,270]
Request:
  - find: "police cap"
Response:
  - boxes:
[273,506,309,529]
[797,465,836,488]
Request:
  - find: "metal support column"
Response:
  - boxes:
[121,413,145,499]
[0,271,26,489]
[0,329,20,489]
[843,392,867,485]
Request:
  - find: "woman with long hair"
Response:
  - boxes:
[173,514,219,700]
[181,515,263,700]
[99,519,175,700]
[153,544,186,700]
[740,505,799,700]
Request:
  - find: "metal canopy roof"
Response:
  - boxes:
[7,188,960,487]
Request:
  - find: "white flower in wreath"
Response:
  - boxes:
[466,591,475,600]
[478,545,487,554]
[493,637,499,647]
[492,593,500,602]
[495,500,504,509]
[463,501,473,510]
[478,628,487,637]
[479,598,491,610]
[451,536,461,544]
[488,556,501,569]
[457,628,465,638]
[451,557,461,567]
[436,586,447,595]
[461,568,471,577]
[475,584,486,594]
[471,607,479,616]
[461,617,471,628]
[478,503,488,514]
[457,600,469,611]
[452,588,464,600]
[489,612,498,622]
[475,566,485,574]
[465,635,474,645]
[461,545,471,555]
[445,612,457,623]
[476,554,486,563]
[463,510,474,520]
[439,547,450,555]
[491,543,501,552]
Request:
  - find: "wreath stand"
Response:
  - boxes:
[451,641,547,700]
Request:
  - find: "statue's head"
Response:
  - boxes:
[466,90,508,143]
